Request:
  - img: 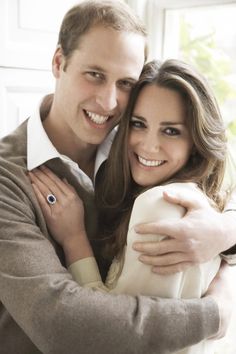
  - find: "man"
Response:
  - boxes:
[0,1,235,353]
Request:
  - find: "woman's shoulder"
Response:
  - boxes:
[136,182,202,201]
[133,182,208,216]
[128,183,207,230]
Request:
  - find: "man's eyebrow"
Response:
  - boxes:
[85,65,106,72]
[123,77,139,82]
[85,65,139,81]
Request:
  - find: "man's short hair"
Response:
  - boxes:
[58,0,147,63]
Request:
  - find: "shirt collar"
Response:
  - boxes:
[94,126,117,176]
[27,103,61,171]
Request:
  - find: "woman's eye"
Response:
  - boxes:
[118,80,135,91]
[130,119,145,129]
[164,127,180,136]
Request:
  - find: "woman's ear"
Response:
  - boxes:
[52,46,65,79]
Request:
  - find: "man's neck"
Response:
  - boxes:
[40,95,97,178]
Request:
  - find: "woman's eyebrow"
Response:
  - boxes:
[160,121,186,126]
[131,115,146,121]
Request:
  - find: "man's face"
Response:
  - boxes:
[51,25,145,147]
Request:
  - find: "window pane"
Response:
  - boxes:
[164,4,236,147]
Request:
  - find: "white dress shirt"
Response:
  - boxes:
[27,100,116,193]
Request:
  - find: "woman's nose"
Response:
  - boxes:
[142,133,161,152]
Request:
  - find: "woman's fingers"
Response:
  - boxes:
[28,166,72,201]
[28,170,56,198]
[31,182,51,218]
[62,177,78,194]
[39,166,72,194]
[28,166,83,214]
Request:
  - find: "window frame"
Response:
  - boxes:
[126,0,236,60]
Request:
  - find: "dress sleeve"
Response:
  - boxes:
[69,257,109,292]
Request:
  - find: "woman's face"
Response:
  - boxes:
[128,84,193,187]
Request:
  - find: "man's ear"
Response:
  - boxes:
[52,46,65,78]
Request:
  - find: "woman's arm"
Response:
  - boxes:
[29,166,94,265]
[29,166,110,291]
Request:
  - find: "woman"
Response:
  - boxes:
[29,59,229,354]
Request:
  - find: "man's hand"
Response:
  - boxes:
[133,189,236,274]
[205,261,233,339]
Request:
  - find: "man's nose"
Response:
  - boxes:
[95,84,118,111]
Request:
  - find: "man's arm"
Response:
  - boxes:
[0,172,220,354]
[133,187,236,274]
[205,261,233,340]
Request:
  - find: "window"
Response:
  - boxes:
[163,2,236,140]
[161,1,236,186]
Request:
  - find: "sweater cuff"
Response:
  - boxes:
[69,257,103,287]
[184,296,219,342]
[221,208,236,264]
[220,252,236,265]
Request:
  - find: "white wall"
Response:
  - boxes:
[0,0,78,137]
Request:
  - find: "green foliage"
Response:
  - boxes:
[179,18,236,139]
[228,120,236,137]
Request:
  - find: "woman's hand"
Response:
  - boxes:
[28,165,93,265]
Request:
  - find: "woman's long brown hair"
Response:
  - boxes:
[95,59,228,260]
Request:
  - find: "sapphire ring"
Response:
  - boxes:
[46,194,57,205]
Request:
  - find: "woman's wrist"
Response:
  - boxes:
[62,231,94,266]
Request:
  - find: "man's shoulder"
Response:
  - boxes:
[0,120,29,193]
[0,119,28,167]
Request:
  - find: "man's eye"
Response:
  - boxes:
[86,72,103,80]
[164,127,180,136]
[119,80,135,91]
